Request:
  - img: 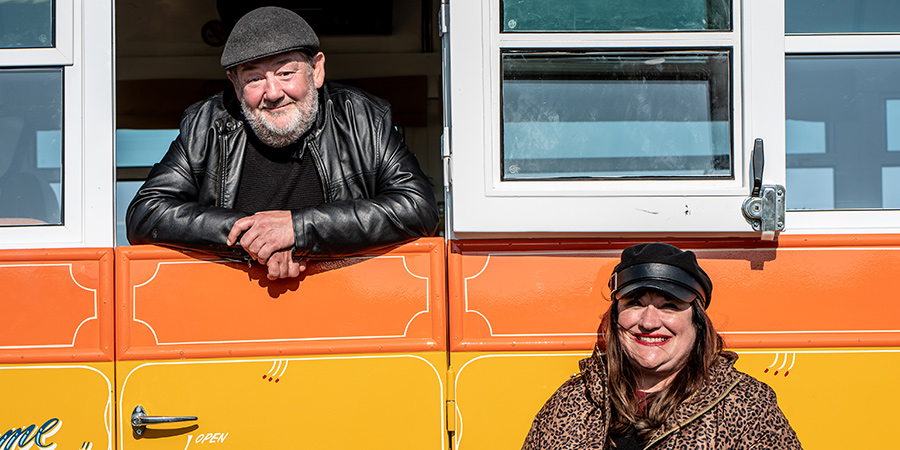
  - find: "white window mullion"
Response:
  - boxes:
[742,0,786,190]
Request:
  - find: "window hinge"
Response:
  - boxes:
[446,364,456,436]
[442,127,452,190]
[742,138,785,240]
[438,0,449,37]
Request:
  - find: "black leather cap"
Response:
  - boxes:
[221,6,320,70]
[608,243,712,308]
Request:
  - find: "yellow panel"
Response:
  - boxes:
[451,352,590,450]
[454,349,900,449]
[0,362,113,450]
[118,352,447,450]
[733,348,900,448]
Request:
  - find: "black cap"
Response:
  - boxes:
[221,6,320,70]
[608,243,712,308]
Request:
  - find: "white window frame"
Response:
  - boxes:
[783,34,900,234]
[447,0,785,237]
[0,0,114,249]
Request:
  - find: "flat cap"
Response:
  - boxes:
[221,6,320,70]
[608,242,713,308]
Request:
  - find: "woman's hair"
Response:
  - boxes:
[599,290,724,444]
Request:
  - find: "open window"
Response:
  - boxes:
[445,0,785,236]
[0,0,114,248]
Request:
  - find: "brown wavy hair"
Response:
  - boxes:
[599,291,724,444]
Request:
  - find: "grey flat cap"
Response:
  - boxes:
[221,6,320,70]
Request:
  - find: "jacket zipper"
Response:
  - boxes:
[306,139,331,203]
[216,120,231,207]
[643,374,744,449]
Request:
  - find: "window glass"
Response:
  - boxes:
[114,128,177,246]
[502,51,732,180]
[502,0,731,32]
[116,181,142,246]
[786,0,900,34]
[0,68,63,225]
[786,168,834,210]
[785,55,900,210]
[882,167,900,208]
[0,0,54,48]
[116,129,176,167]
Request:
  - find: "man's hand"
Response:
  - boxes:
[227,210,296,264]
[264,249,308,280]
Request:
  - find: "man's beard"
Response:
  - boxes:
[241,77,319,148]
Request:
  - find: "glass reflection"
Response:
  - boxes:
[786,55,900,210]
[502,51,732,180]
[0,68,63,225]
[0,0,54,48]
[786,0,900,34]
[503,0,731,32]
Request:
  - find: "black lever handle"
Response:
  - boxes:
[751,138,764,197]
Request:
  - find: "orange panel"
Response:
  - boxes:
[0,248,114,363]
[117,238,446,360]
[449,235,900,351]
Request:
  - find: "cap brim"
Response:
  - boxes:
[615,280,698,304]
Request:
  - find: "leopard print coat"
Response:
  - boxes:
[522,350,801,449]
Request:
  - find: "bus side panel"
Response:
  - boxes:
[448,236,900,449]
[0,248,115,450]
[450,351,590,450]
[115,239,448,450]
[117,352,446,450]
[116,240,446,359]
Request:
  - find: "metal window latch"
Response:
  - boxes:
[741,138,785,240]
[438,0,449,37]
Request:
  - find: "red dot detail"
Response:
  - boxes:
[262,374,268,379]
[268,377,273,381]
[275,379,280,383]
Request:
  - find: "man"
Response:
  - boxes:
[126,6,439,280]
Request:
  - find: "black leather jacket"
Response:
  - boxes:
[126,82,439,259]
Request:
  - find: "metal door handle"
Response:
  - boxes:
[131,405,197,436]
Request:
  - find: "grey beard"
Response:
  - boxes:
[241,85,319,148]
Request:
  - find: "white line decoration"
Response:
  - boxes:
[764,353,780,373]
[462,251,618,338]
[132,256,430,346]
[460,247,900,339]
[785,353,797,376]
[761,352,796,377]
[0,263,97,350]
[263,360,289,383]
[722,329,900,335]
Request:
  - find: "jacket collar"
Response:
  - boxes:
[581,348,743,448]
[644,352,743,448]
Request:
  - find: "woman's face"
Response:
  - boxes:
[616,290,697,390]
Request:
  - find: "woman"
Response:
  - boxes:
[522,243,801,449]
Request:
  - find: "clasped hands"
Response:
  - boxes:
[226,210,306,280]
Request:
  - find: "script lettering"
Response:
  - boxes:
[0,419,60,450]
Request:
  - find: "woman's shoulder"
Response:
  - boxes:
[533,354,607,422]
[713,354,803,448]
[714,352,779,404]
[523,357,608,449]
[711,352,789,429]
